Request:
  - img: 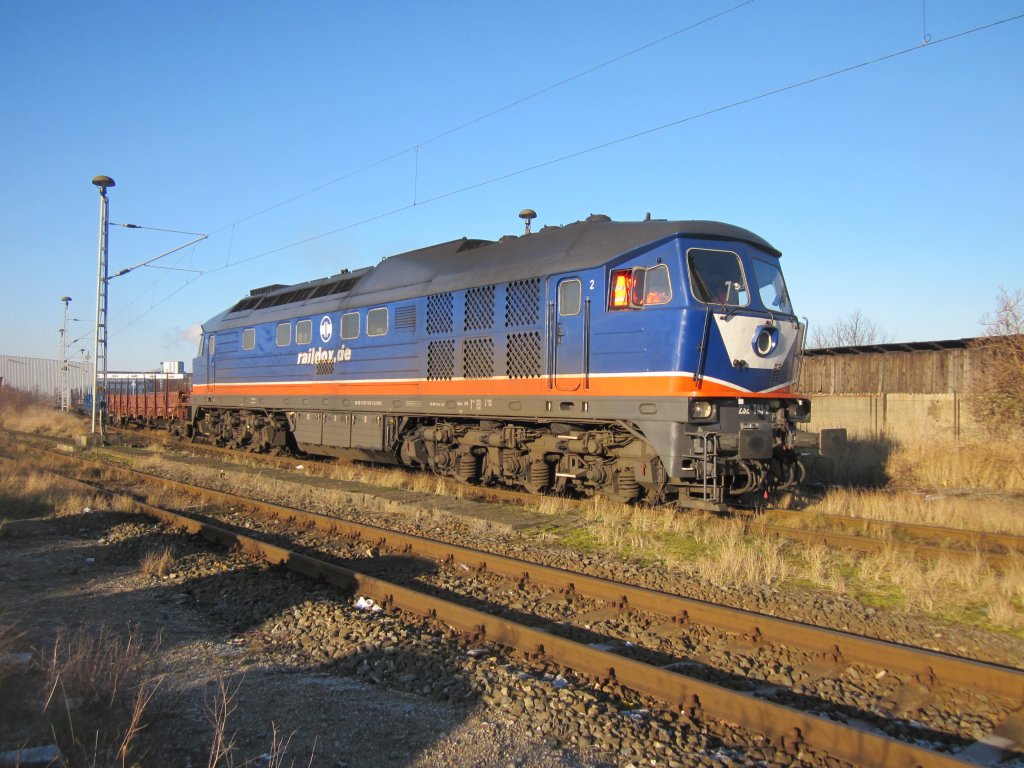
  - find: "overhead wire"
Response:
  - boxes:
[109,1,759,330]
[202,11,1024,274]
[110,10,1024,333]
[207,0,757,236]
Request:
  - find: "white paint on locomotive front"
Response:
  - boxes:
[712,314,799,371]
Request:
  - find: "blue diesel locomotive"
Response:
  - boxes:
[190,213,845,509]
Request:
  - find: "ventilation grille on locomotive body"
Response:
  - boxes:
[426,277,543,381]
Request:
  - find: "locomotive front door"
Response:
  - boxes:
[553,278,586,392]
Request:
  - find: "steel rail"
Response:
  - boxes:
[38,459,986,768]
[749,520,1022,569]
[36,446,1024,705]
[763,508,1024,558]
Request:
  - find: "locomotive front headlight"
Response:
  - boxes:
[752,325,779,357]
[690,400,715,420]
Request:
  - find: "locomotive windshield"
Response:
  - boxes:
[751,258,793,314]
[687,249,748,306]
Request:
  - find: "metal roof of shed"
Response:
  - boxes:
[803,338,975,356]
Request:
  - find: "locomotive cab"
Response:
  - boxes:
[650,239,843,506]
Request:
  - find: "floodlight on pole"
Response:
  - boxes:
[91,175,115,435]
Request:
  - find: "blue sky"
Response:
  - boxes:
[2,1,1021,371]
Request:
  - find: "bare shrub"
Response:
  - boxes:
[205,677,241,768]
[967,287,1024,437]
[808,310,892,348]
[0,388,51,420]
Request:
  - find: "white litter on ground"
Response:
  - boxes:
[354,596,383,612]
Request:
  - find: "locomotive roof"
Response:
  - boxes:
[210,218,779,328]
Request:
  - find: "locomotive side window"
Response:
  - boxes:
[242,328,256,350]
[208,335,215,355]
[752,258,793,314]
[367,307,388,336]
[609,265,672,309]
[341,311,360,340]
[643,264,672,305]
[687,249,749,306]
[295,319,313,345]
[275,322,291,347]
[558,279,582,316]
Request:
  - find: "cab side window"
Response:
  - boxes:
[643,264,672,305]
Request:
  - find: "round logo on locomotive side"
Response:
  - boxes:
[319,316,333,343]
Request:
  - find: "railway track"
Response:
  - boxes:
[109,427,1024,570]
[750,513,1024,570]
[15,442,1024,767]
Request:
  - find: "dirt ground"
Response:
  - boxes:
[0,506,615,768]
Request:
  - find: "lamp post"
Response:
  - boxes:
[59,296,72,411]
[91,175,115,435]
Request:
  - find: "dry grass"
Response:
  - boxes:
[691,521,792,587]
[204,677,312,768]
[0,617,27,688]
[808,435,1024,492]
[0,463,95,521]
[141,451,1023,632]
[0,398,88,438]
[853,548,1024,629]
[40,625,165,768]
[548,491,1024,633]
[885,436,1024,492]
[140,546,174,577]
[803,487,1024,535]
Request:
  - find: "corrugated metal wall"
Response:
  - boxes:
[0,355,93,405]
